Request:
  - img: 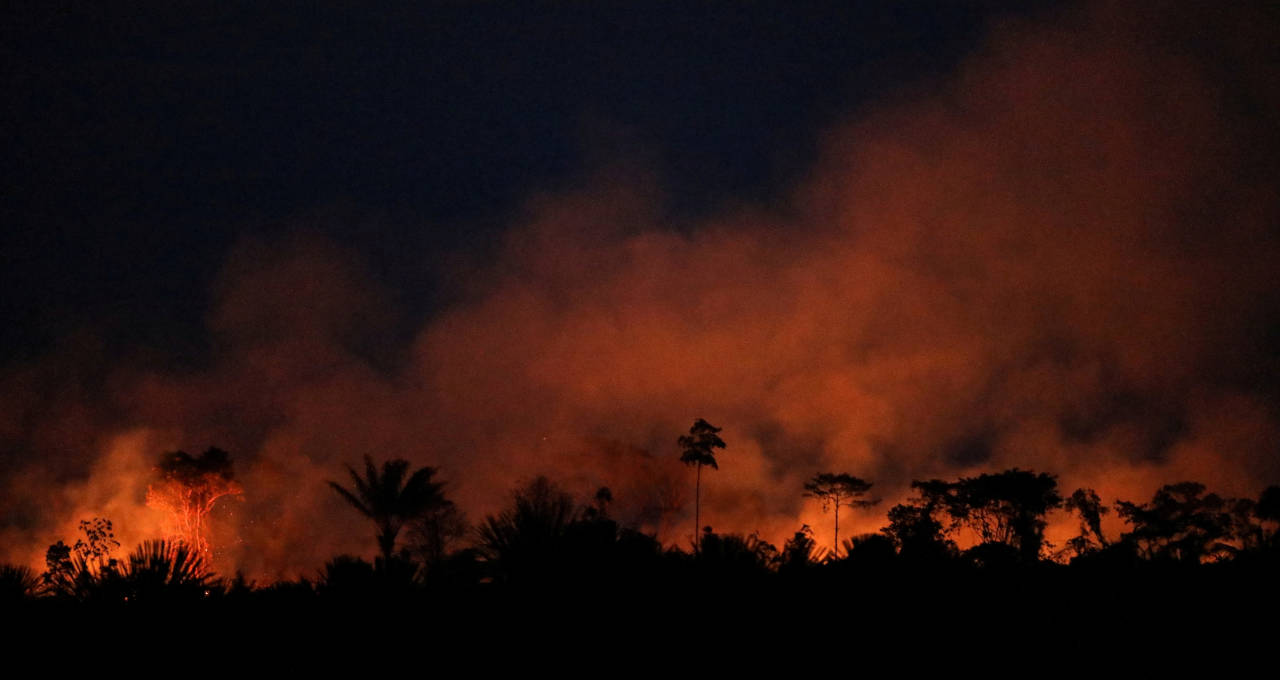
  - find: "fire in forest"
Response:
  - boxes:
[0,1,1277,581]
[144,448,243,562]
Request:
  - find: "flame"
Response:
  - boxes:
[145,456,243,565]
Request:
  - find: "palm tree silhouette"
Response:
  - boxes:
[329,456,448,567]
[122,539,212,602]
[476,475,578,584]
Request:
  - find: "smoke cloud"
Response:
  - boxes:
[2,2,1278,575]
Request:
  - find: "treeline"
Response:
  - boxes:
[4,461,1278,607]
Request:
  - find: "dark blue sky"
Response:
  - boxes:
[3,1,1064,361]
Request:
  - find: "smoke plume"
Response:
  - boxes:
[2,2,1278,575]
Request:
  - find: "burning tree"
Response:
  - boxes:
[145,447,242,560]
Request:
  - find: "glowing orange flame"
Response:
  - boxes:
[144,448,242,563]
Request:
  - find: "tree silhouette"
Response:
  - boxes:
[678,418,726,552]
[778,525,825,574]
[0,565,40,602]
[1258,485,1280,551]
[1224,496,1262,555]
[145,447,242,561]
[39,526,211,603]
[882,501,955,562]
[120,539,212,602]
[1116,481,1231,563]
[1258,486,1280,523]
[841,533,897,568]
[407,501,468,578]
[915,469,1062,563]
[40,517,123,599]
[584,486,613,520]
[1062,488,1110,559]
[803,472,877,557]
[476,475,579,584]
[328,456,448,568]
[72,517,121,574]
[318,554,380,598]
[695,528,778,578]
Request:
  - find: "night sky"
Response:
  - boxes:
[2,1,1049,359]
[3,1,1278,576]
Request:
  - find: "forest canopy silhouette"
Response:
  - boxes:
[2,2,1279,628]
[8,449,1279,610]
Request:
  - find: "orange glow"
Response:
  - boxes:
[0,2,1277,579]
[145,451,242,564]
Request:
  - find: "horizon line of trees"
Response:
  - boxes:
[4,419,1279,604]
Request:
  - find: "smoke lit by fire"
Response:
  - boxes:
[1,2,1277,577]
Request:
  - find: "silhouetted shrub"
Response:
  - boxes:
[0,564,40,602]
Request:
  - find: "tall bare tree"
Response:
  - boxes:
[803,472,876,557]
[679,418,726,552]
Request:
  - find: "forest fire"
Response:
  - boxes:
[1,1,1278,618]
[144,448,242,565]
